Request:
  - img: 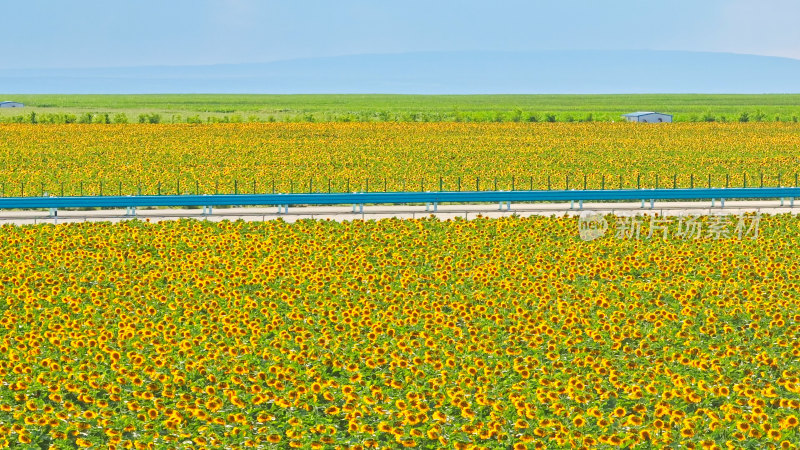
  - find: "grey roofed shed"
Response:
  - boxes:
[621,111,672,123]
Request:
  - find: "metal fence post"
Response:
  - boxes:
[11,185,800,212]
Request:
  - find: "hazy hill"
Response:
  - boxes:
[2,50,800,94]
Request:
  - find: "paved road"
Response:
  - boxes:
[0,200,797,225]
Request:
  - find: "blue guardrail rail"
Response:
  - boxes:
[0,187,798,210]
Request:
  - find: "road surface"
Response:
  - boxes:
[0,199,796,225]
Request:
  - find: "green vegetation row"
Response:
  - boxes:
[2,93,800,123]
[2,110,797,125]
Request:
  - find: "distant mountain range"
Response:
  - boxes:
[2,50,800,94]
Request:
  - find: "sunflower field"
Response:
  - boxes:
[1,122,800,196]
[1,214,800,449]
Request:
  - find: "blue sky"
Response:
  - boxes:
[3,0,800,69]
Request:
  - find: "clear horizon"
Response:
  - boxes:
[5,49,800,71]
[3,0,800,70]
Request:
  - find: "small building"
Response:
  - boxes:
[0,101,24,108]
[622,111,672,123]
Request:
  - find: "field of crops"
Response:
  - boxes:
[2,122,800,197]
[1,215,799,448]
[2,94,800,123]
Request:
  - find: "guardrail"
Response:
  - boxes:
[0,187,798,215]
